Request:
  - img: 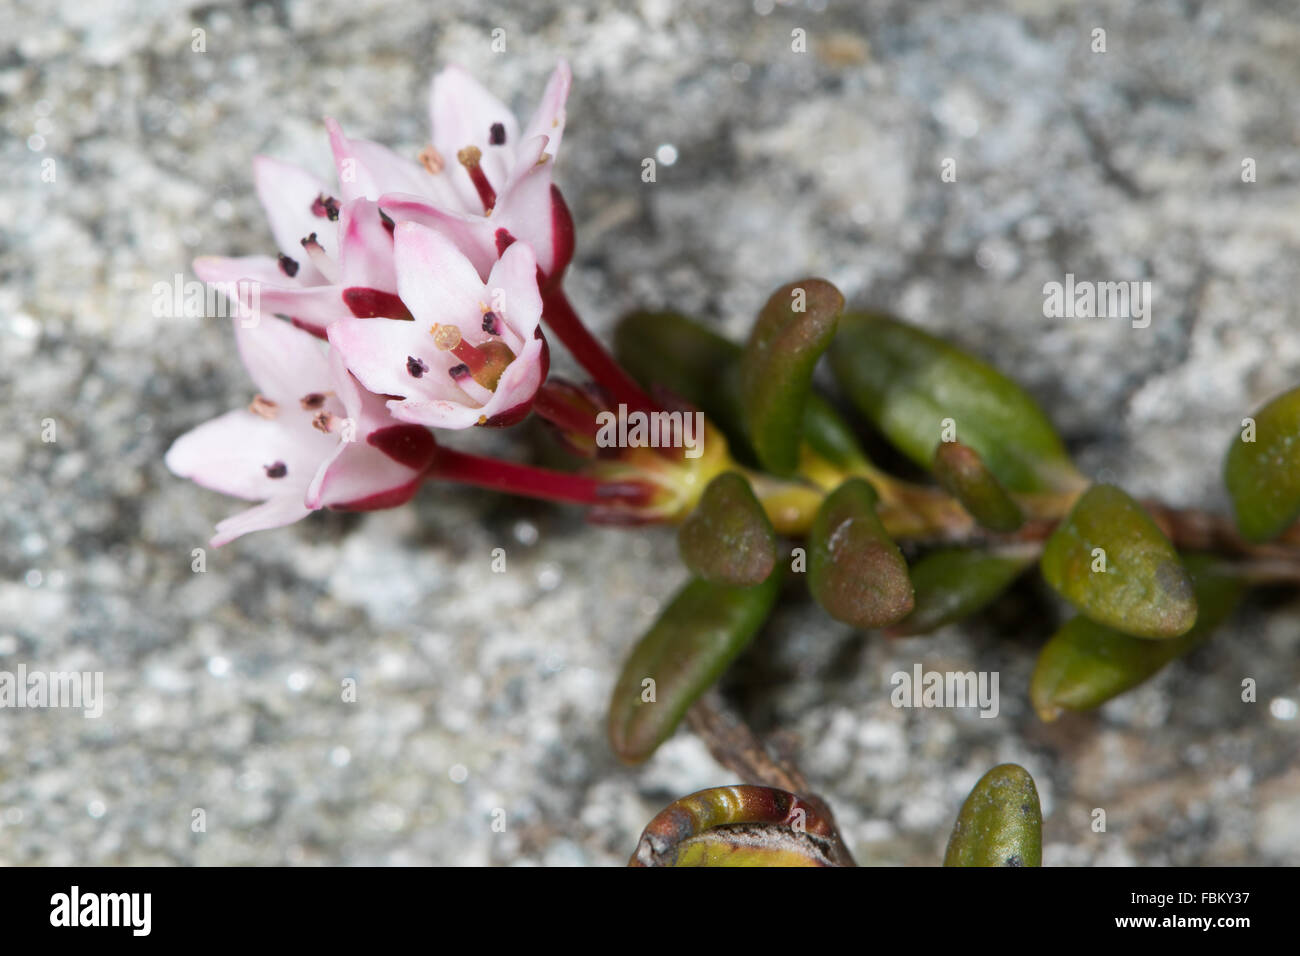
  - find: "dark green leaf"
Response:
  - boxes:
[1040,484,1197,639]
[943,764,1042,867]
[830,311,1079,492]
[607,572,782,764]
[932,441,1023,532]
[678,472,776,586]
[1224,385,1300,542]
[1031,555,1243,719]
[739,279,844,474]
[889,548,1032,636]
[808,478,914,629]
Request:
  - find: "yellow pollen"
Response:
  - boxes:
[431,324,462,351]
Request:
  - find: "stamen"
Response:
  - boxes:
[489,122,506,146]
[299,393,327,410]
[448,363,472,382]
[419,145,445,175]
[407,355,428,378]
[312,411,334,433]
[249,394,279,419]
[300,232,338,283]
[264,461,288,479]
[311,194,340,221]
[432,323,516,390]
[457,146,497,214]
[481,311,503,336]
[277,253,300,278]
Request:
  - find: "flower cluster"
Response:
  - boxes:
[169,62,574,543]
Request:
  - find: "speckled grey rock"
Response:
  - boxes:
[1,0,1298,865]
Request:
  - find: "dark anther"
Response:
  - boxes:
[448,362,471,381]
[407,355,428,378]
[277,254,299,277]
[481,311,503,335]
[264,462,288,479]
[299,393,326,410]
[489,122,506,146]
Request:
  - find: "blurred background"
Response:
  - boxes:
[1,0,1298,864]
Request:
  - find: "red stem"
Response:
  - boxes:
[427,446,641,507]
[540,286,658,414]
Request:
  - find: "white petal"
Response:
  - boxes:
[519,60,571,165]
[210,496,315,547]
[165,408,328,501]
[393,221,487,325]
[252,156,337,278]
[234,314,333,406]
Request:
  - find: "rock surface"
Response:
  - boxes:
[1,0,1297,865]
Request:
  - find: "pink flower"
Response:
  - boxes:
[165,315,436,546]
[193,161,407,335]
[330,60,574,283]
[328,221,547,429]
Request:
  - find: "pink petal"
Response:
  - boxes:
[210,496,315,547]
[165,409,329,501]
[490,151,558,274]
[234,314,333,406]
[376,192,498,279]
[327,314,467,407]
[392,221,487,324]
[519,60,571,165]
[337,198,398,291]
[429,65,520,209]
[325,117,454,206]
[252,156,337,280]
[484,240,543,340]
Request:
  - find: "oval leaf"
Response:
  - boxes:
[944,764,1042,867]
[809,478,914,629]
[678,472,777,586]
[889,548,1033,636]
[628,785,853,867]
[1031,554,1243,720]
[1224,384,1300,542]
[1040,484,1197,639]
[932,441,1023,532]
[830,312,1079,492]
[739,279,845,475]
[608,572,782,764]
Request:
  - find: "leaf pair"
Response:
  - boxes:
[1032,554,1243,719]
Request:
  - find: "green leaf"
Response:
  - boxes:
[1040,484,1197,639]
[889,548,1032,636]
[830,311,1079,493]
[808,478,914,629]
[1031,555,1243,720]
[607,572,782,764]
[614,309,872,472]
[738,279,844,475]
[678,472,777,586]
[1224,385,1300,542]
[943,764,1042,867]
[629,785,854,867]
